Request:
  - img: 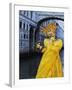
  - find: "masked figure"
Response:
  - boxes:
[36,22,63,78]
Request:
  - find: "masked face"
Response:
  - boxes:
[47,31,55,37]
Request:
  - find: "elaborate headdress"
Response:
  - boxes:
[41,22,57,34]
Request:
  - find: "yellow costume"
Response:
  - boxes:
[36,39,63,78]
[36,23,63,78]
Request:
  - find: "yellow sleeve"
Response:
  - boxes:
[57,39,63,50]
[41,48,46,53]
[44,39,49,47]
[41,39,49,53]
[52,39,63,51]
[55,39,63,50]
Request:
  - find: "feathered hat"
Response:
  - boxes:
[41,22,57,33]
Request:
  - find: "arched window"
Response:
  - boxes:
[35,17,64,44]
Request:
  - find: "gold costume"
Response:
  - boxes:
[36,39,63,78]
